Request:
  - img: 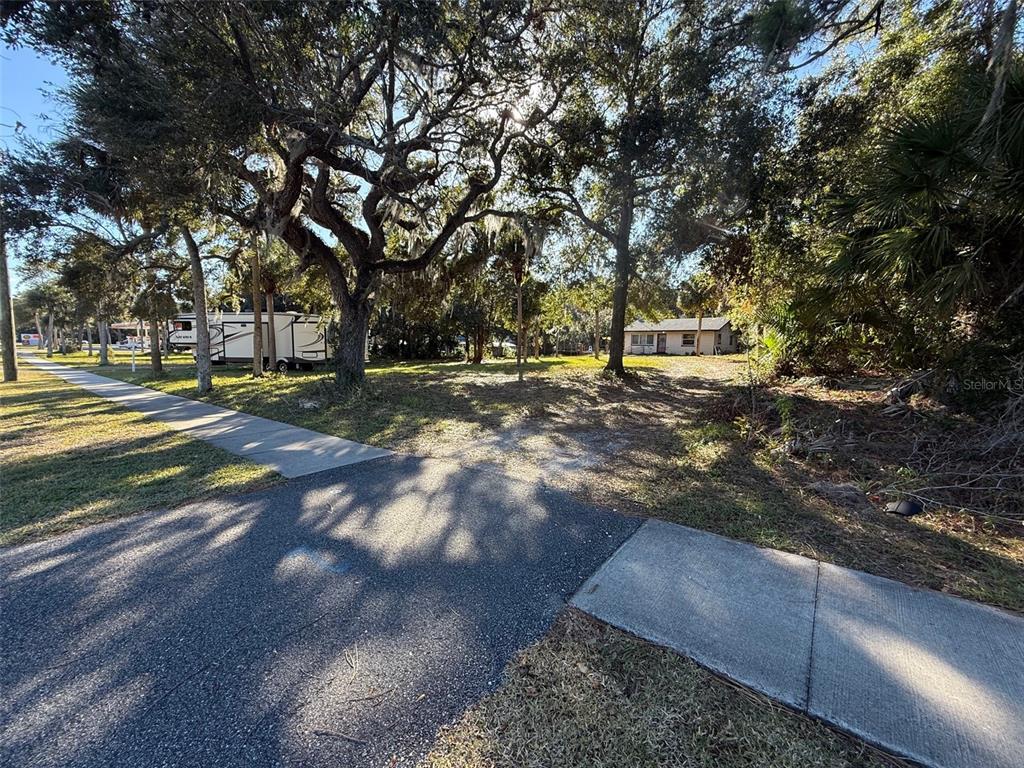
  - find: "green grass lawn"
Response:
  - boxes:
[424,610,895,768]
[32,348,1024,612]
[0,366,279,546]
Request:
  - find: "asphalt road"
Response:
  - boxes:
[1,455,640,767]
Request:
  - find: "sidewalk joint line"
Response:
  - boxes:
[803,559,822,710]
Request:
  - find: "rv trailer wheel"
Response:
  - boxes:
[276,359,289,373]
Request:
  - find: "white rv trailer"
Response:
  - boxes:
[167,312,329,372]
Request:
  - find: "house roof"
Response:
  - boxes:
[625,316,731,332]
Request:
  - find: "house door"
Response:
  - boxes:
[656,333,667,353]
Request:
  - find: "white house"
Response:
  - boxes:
[624,316,737,355]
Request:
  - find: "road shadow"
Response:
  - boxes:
[0,455,640,767]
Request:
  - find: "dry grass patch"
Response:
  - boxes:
[0,367,279,546]
[424,611,898,768]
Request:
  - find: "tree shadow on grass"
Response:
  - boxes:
[1,434,274,546]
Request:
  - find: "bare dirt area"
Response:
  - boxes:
[393,355,1023,612]
[402,355,746,498]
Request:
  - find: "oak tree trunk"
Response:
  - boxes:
[320,261,375,387]
[45,312,54,358]
[605,184,635,376]
[593,308,601,359]
[149,317,163,372]
[472,327,485,364]
[695,313,703,356]
[98,320,110,365]
[334,296,369,387]
[605,241,630,376]
[183,226,212,394]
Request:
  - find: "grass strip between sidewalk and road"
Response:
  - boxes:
[0,367,280,546]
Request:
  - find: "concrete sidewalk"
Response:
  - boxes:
[21,356,391,478]
[572,519,1024,768]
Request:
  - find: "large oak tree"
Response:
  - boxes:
[11,0,555,385]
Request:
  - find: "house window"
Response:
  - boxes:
[682,333,695,345]
[646,334,654,345]
[716,332,722,344]
[631,334,641,345]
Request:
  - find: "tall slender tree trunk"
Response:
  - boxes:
[605,190,635,377]
[265,292,277,369]
[250,233,263,377]
[0,232,17,381]
[182,226,212,394]
[87,325,94,356]
[59,328,67,354]
[605,241,630,375]
[98,319,110,365]
[695,312,703,356]
[45,312,54,358]
[149,317,163,372]
[516,272,524,382]
[593,308,601,359]
[34,311,44,352]
[471,326,485,364]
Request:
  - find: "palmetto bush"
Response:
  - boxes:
[819,59,1024,372]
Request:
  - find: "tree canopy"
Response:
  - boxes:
[3,0,1021,388]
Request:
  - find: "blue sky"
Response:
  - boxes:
[1,45,70,292]
[1,44,69,148]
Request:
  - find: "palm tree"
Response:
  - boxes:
[678,273,719,355]
[822,63,1024,328]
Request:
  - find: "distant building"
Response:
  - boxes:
[624,317,737,355]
